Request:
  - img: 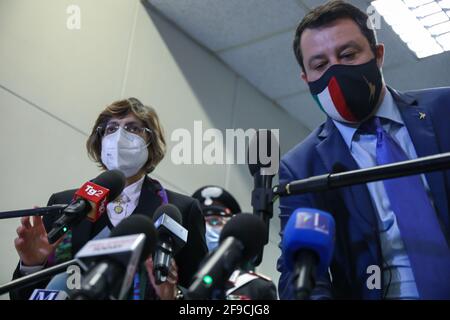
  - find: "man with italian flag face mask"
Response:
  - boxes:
[300,14,386,124]
[278,1,450,301]
[308,58,383,123]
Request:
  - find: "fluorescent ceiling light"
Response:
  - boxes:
[372,0,450,58]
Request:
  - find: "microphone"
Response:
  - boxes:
[152,204,188,284]
[187,213,266,299]
[248,129,280,265]
[47,170,126,244]
[71,214,157,300]
[282,208,335,300]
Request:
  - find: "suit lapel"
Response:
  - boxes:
[70,218,95,256]
[133,176,163,219]
[392,88,449,230]
[316,118,379,261]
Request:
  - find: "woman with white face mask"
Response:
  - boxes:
[11,98,208,300]
[88,97,165,187]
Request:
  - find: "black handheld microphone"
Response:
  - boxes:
[47,170,125,244]
[187,213,266,299]
[152,204,188,284]
[70,214,157,300]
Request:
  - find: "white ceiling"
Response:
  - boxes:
[146,0,450,131]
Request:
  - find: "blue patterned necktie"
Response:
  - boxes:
[362,117,450,299]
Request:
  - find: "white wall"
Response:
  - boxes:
[0,0,310,299]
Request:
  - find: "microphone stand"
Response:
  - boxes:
[0,259,86,295]
[251,172,274,266]
[273,152,450,196]
[249,152,450,269]
[0,205,67,220]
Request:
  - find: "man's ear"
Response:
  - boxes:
[375,43,385,69]
[301,71,308,84]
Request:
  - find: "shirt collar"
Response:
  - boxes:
[121,175,145,203]
[332,89,404,149]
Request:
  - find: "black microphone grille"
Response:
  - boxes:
[110,214,158,262]
[152,204,182,225]
[219,213,266,260]
[91,170,126,201]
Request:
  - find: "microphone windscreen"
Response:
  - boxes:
[110,214,158,262]
[91,170,126,201]
[152,204,183,225]
[219,213,266,260]
[282,208,335,276]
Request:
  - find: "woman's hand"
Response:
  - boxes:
[145,256,179,300]
[14,215,63,266]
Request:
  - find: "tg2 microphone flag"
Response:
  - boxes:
[47,170,125,243]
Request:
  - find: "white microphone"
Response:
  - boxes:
[71,215,157,300]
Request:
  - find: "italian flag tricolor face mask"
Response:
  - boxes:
[307,59,383,124]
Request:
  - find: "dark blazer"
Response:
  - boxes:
[278,87,450,300]
[10,175,207,300]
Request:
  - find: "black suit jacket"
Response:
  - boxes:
[10,176,207,300]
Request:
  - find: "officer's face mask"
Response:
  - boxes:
[205,224,221,252]
[101,127,149,178]
[307,58,383,124]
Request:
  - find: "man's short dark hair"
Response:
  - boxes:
[293,0,378,72]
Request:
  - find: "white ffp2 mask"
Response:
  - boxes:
[101,127,149,178]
